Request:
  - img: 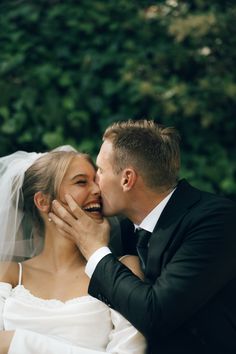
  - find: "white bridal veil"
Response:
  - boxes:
[0,151,44,262]
[0,145,76,263]
[0,151,46,261]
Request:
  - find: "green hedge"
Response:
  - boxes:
[0,0,235,199]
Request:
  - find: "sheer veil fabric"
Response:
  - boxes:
[0,145,76,264]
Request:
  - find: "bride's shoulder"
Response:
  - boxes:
[0,261,19,286]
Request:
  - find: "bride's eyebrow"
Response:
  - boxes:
[71,174,88,181]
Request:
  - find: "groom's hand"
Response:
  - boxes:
[49,194,110,260]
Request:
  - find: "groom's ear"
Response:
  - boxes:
[34,191,50,213]
[121,168,137,192]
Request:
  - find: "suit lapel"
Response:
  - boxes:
[145,180,201,280]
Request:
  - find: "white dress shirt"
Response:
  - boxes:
[85,189,175,278]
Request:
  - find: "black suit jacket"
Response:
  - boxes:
[89,180,236,354]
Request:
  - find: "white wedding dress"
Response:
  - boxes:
[0,264,146,354]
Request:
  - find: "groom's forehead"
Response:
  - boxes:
[97,141,114,165]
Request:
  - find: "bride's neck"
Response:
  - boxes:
[39,227,85,272]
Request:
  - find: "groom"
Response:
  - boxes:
[51,120,236,354]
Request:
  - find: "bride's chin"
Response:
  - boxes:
[85,211,103,223]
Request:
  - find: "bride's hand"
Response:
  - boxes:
[119,255,144,280]
[0,331,14,354]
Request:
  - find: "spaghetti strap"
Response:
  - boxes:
[18,262,23,285]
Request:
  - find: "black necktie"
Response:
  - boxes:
[136,229,152,271]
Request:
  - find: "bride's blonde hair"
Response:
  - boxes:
[22,150,95,237]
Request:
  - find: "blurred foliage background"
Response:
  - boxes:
[0,0,235,200]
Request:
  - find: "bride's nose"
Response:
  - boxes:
[91,181,100,195]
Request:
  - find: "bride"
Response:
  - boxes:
[0,146,146,354]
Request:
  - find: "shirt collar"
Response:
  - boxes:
[134,188,176,233]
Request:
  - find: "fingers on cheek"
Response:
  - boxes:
[55,222,72,236]
[69,204,78,215]
[52,207,72,225]
[50,214,68,230]
[58,219,72,232]
[49,213,60,224]
[56,227,73,240]
[52,201,67,217]
[57,206,68,219]
[65,194,76,207]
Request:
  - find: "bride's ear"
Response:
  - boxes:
[34,191,50,213]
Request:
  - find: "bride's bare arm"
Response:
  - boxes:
[119,255,144,280]
[0,331,14,354]
[0,262,18,286]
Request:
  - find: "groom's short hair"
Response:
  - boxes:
[103,119,180,191]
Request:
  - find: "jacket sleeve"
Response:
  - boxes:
[88,202,236,340]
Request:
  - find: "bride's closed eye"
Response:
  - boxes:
[75,180,87,185]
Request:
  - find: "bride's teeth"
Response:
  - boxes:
[83,203,101,211]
